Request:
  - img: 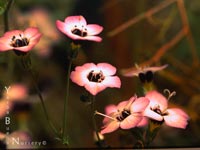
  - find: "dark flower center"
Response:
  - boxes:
[71,25,87,37]
[138,71,154,83]
[116,109,131,122]
[87,70,105,83]
[151,106,168,116]
[10,35,29,47]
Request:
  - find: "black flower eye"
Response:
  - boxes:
[138,71,154,83]
[146,71,153,82]
[87,70,105,83]
[139,73,146,83]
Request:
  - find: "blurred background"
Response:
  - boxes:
[0,0,200,149]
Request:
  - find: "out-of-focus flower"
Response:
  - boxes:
[56,15,103,42]
[0,99,12,118]
[121,64,167,83]
[3,84,28,101]
[0,131,33,149]
[0,84,28,119]
[0,27,42,53]
[13,8,60,57]
[0,132,5,140]
[97,96,149,134]
[143,90,189,129]
[70,63,121,95]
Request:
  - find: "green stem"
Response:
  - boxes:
[4,0,14,84]
[91,95,101,145]
[62,59,72,145]
[4,0,13,32]
[31,70,58,135]
[144,120,161,147]
[21,56,59,136]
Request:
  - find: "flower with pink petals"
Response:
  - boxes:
[0,27,42,53]
[70,63,121,95]
[0,131,33,149]
[3,84,28,101]
[97,96,149,134]
[0,99,12,118]
[143,90,189,129]
[121,64,168,83]
[0,84,28,119]
[56,15,103,42]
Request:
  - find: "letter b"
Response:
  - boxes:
[5,117,10,125]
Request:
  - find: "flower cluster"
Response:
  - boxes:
[55,15,189,140]
[98,90,189,134]
[0,14,190,148]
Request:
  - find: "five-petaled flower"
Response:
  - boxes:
[121,64,168,83]
[56,15,103,42]
[0,27,42,53]
[143,90,189,129]
[98,96,149,134]
[70,63,121,95]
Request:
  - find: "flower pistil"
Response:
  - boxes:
[71,25,87,37]
[116,109,131,122]
[10,34,29,48]
[87,70,105,83]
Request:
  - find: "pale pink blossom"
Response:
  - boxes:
[56,15,103,42]
[70,63,121,95]
[98,96,149,134]
[121,64,168,77]
[121,64,168,83]
[3,84,28,101]
[144,90,189,129]
[0,84,28,118]
[0,132,5,140]
[0,27,42,52]
[0,99,12,118]
[0,131,33,149]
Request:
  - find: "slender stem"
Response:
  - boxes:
[31,71,58,135]
[91,95,101,145]
[21,56,59,136]
[4,0,13,32]
[144,120,161,147]
[62,59,72,145]
[4,0,14,84]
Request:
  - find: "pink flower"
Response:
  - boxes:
[0,27,42,52]
[70,63,121,95]
[3,84,28,101]
[98,96,149,134]
[143,90,189,129]
[122,64,168,77]
[56,15,103,42]
[0,84,28,119]
[121,64,167,83]
[4,131,33,149]
[0,99,12,118]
